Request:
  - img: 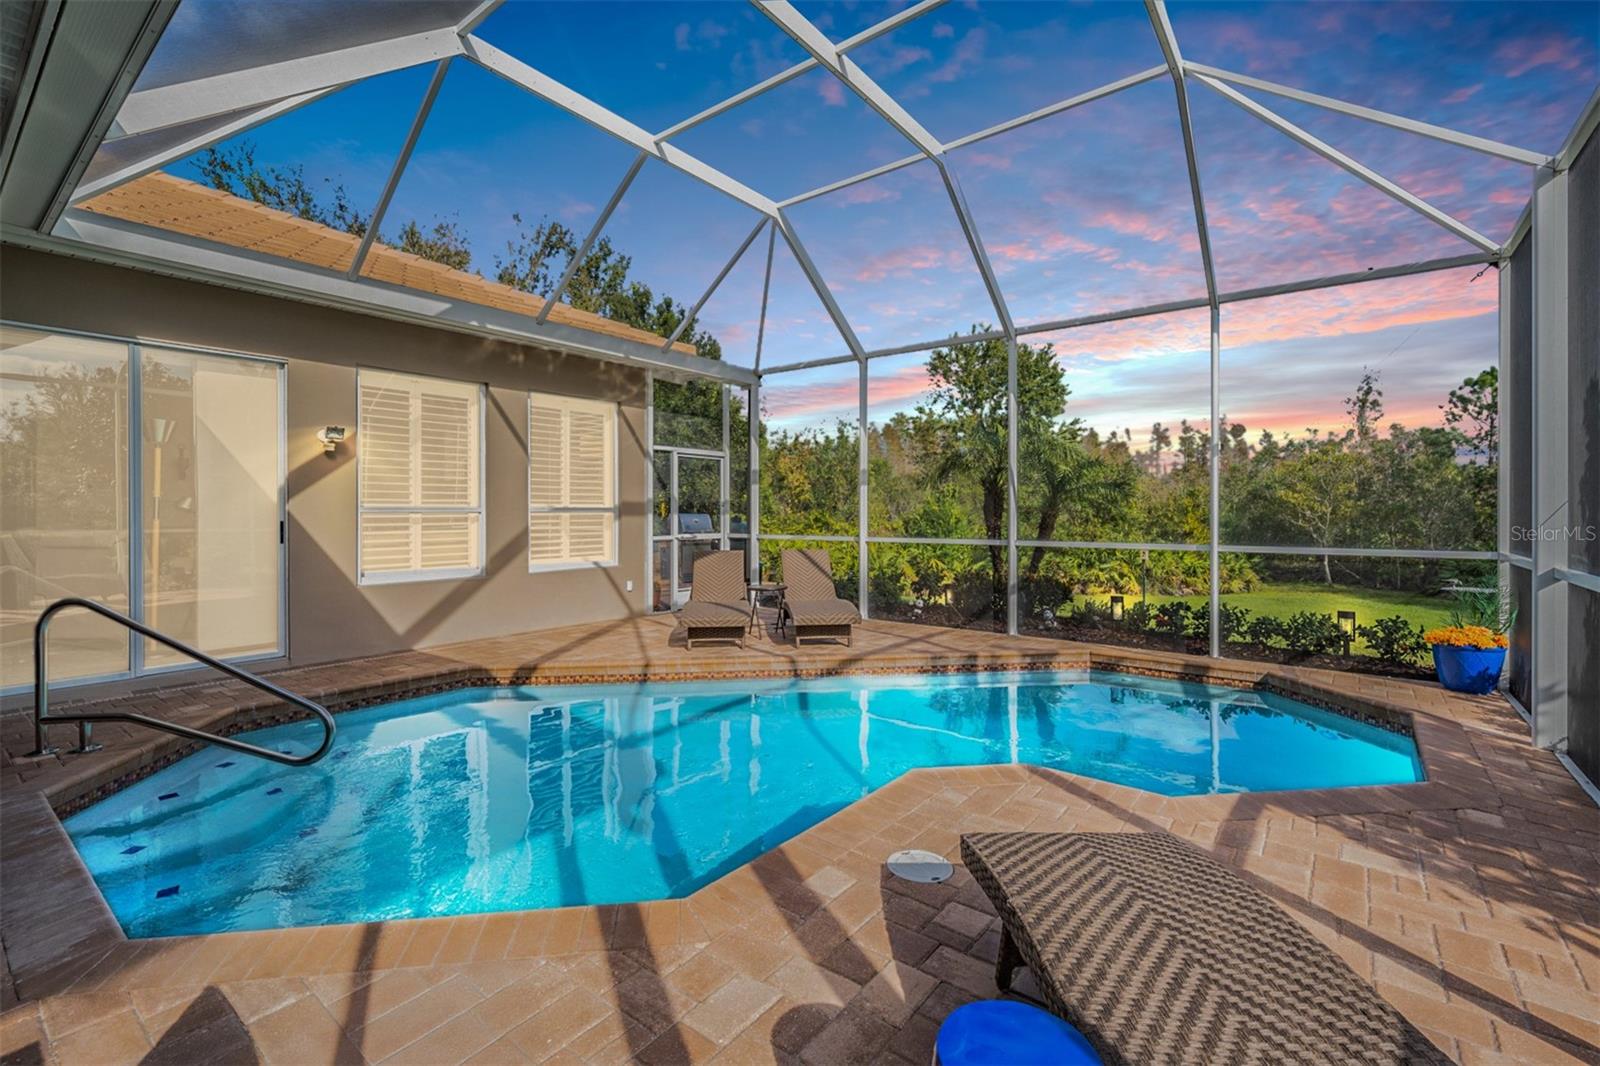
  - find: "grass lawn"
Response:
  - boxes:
[1085,582,1457,658]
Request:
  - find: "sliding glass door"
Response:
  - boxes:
[0,326,284,690]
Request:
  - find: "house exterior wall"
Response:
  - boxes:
[0,245,652,694]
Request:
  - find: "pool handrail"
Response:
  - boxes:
[28,597,336,765]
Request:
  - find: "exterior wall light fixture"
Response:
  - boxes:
[316,426,347,455]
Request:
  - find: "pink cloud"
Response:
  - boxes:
[1089,207,1177,243]
[1224,268,1497,349]
[816,78,845,107]
[765,363,938,426]
[1441,83,1484,106]
[874,44,933,76]
[1495,34,1588,77]
[837,182,900,206]
[925,27,986,87]
[988,226,1132,269]
[962,150,1012,172]
[852,244,960,282]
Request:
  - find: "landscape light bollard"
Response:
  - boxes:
[1337,610,1357,656]
[1110,595,1125,623]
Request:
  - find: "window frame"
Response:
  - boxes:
[356,366,487,586]
[527,391,621,573]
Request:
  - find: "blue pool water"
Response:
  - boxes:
[66,670,1422,937]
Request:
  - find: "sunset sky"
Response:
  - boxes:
[149,0,1595,426]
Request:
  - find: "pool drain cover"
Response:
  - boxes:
[887,849,953,883]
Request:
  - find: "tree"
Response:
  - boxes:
[1273,442,1361,583]
[1345,368,1385,443]
[193,142,483,269]
[396,219,472,271]
[1442,367,1498,461]
[913,332,1069,616]
[197,143,369,235]
[1148,422,1171,474]
[1022,431,1135,579]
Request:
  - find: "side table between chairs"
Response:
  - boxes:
[747,582,786,636]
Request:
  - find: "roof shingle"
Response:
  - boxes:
[78,172,699,356]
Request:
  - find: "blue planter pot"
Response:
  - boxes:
[1432,644,1505,695]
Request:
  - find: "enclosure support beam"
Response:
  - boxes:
[1006,336,1020,636]
[112,27,463,138]
[1208,305,1222,658]
[1146,0,1217,305]
[348,58,452,280]
[756,0,1014,337]
[1192,72,1499,254]
[753,223,776,372]
[779,65,1167,209]
[465,35,778,217]
[538,152,648,323]
[758,251,1496,378]
[721,385,733,553]
[1185,63,1550,167]
[940,163,1014,337]
[858,355,870,616]
[1496,258,1513,702]
[655,0,944,142]
[71,88,338,204]
[776,212,865,358]
[1148,1,1223,657]
[663,218,769,350]
[645,371,656,611]
[749,381,761,584]
[1530,164,1570,750]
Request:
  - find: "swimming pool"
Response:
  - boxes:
[67,670,1422,937]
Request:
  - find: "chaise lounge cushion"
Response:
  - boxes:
[784,599,860,626]
[961,831,1449,1066]
[677,600,748,626]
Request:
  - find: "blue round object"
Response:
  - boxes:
[1432,644,1506,695]
[935,1000,1102,1065]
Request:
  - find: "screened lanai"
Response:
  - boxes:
[2,0,1597,787]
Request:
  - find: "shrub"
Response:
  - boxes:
[1357,615,1429,666]
[1218,603,1252,643]
[1153,601,1191,638]
[1245,614,1287,648]
[1125,601,1155,632]
[951,570,998,620]
[1280,611,1345,656]
[1067,599,1113,626]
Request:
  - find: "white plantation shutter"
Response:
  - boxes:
[358,369,483,582]
[528,394,617,568]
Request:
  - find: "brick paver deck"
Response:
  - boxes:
[1,615,1595,1065]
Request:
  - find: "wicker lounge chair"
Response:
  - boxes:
[960,832,1449,1066]
[780,548,860,646]
[677,550,751,649]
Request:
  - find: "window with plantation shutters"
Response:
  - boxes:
[528,393,617,570]
[357,369,484,584]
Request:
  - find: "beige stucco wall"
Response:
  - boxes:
[1,245,652,688]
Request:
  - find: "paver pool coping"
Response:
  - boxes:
[0,623,1511,1008]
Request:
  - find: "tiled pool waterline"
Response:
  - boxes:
[66,669,1423,937]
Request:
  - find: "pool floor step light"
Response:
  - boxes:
[26,596,336,766]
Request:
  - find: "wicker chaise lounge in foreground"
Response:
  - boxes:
[960,832,1450,1066]
[677,550,750,649]
[780,548,860,646]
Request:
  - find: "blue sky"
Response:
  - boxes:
[148,0,1595,421]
